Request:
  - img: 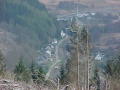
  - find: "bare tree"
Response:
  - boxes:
[64,18,92,90]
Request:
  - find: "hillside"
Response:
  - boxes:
[0,0,59,69]
[39,0,120,7]
[39,0,120,14]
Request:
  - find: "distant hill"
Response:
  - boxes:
[39,0,120,13]
[0,0,59,69]
[39,0,120,6]
[56,1,88,10]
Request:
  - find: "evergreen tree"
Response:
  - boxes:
[22,69,31,83]
[0,50,6,76]
[30,61,45,84]
[14,57,31,83]
[105,55,120,79]
[30,60,36,74]
[102,55,120,90]
[36,67,45,84]
[93,68,100,90]
[14,58,26,74]
[30,61,38,83]
[59,65,66,84]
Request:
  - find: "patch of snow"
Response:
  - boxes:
[52,39,58,44]
[91,13,96,16]
[45,46,51,50]
[54,66,59,69]
[46,50,51,56]
[78,14,84,18]
[95,52,104,61]
[61,31,66,38]
[83,13,89,16]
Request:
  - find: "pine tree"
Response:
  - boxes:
[104,55,120,90]
[36,67,45,84]
[0,50,6,76]
[30,60,37,83]
[93,68,100,90]
[14,57,31,83]
[14,58,25,74]
[30,61,45,84]
[30,60,36,73]
[59,65,66,84]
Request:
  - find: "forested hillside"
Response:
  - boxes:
[0,0,58,69]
